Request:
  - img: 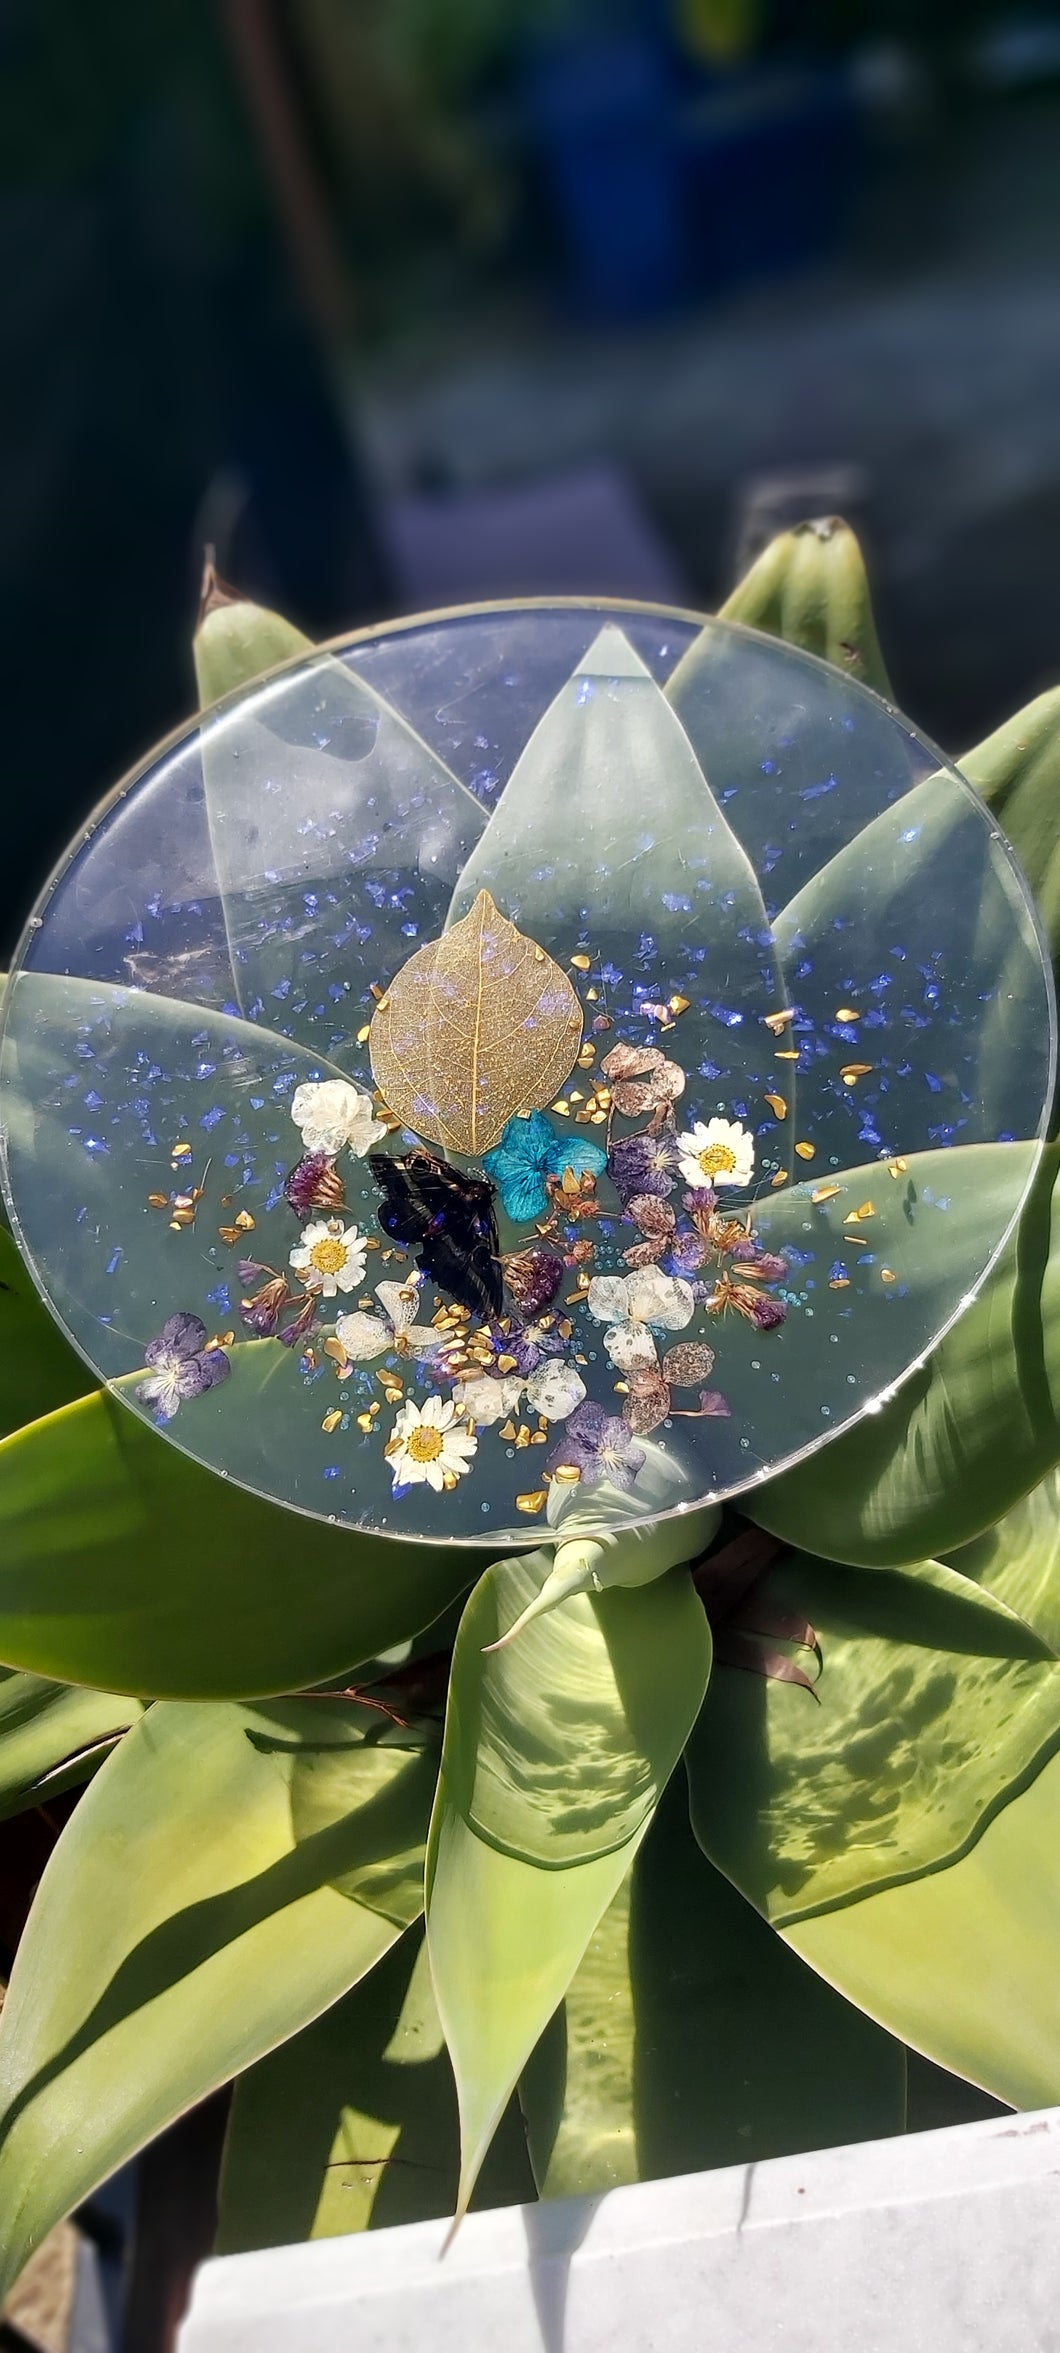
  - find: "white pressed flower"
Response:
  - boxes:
[586,1267,695,1371]
[334,1279,441,1364]
[524,1359,586,1422]
[676,1116,754,1192]
[453,1373,524,1426]
[290,1078,387,1159]
[385,1393,478,1493]
[289,1217,367,1299]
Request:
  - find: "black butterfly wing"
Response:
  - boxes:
[368,1151,503,1319]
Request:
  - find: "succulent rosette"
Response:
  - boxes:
[0,572,1056,2289]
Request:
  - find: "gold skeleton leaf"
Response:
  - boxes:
[369,889,583,1156]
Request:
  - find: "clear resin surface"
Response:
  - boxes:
[1,604,1053,1545]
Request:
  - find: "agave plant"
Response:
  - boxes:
[0,527,1057,2297]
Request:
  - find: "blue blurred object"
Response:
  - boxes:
[680,62,864,289]
[523,32,864,317]
[524,34,692,318]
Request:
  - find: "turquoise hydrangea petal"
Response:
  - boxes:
[483,1113,607,1224]
[482,1113,556,1222]
[546,1133,607,1184]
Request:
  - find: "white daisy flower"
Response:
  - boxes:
[453,1373,524,1426]
[290,1217,367,1298]
[385,1394,478,1493]
[524,1360,586,1422]
[586,1267,695,1372]
[676,1116,755,1191]
[334,1278,441,1365]
[291,1078,387,1159]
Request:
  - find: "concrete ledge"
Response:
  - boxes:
[178,2106,1060,2353]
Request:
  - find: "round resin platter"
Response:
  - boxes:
[0,601,1053,1546]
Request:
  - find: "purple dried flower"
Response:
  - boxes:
[485,1316,564,1377]
[682,1186,716,1218]
[279,1292,319,1348]
[240,1275,290,1337]
[697,1390,731,1417]
[502,1248,565,1317]
[668,1228,709,1274]
[546,1400,646,1493]
[608,1122,680,1206]
[284,1152,346,1217]
[751,1294,787,1331]
[139,1312,230,1421]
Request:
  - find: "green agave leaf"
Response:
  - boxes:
[198,647,485,1054]
[749,1142,1060,1565]
[960,686,1060,970]
[770,778,1048,1166]
[0,1388,474,1697]
[0,967,499,1550]
[0,1695,435,2300]
[426,1558,711,2217]
[0,1672,142,1821]
[0,1226,95,1440]
[687,1551,1060,2106]
[447,624,791,1124]
[520,1776,905,2199]
[216,1924,536,2251]
[193,573,314,710]
[706,517,892,699]
[945,1464,1060,1654]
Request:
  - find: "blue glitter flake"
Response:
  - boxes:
[200,1107,226,1131]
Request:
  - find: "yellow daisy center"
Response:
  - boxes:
[407,1425,444,1463]
[698,1142,737,1178]
[310,1236,347,1276]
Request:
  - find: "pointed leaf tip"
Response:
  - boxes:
[196,550,246,631]
[575,625,651,681]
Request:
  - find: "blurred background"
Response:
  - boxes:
[1,8,1054,2343]
[4,0,1060,958]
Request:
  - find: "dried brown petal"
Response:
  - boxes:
[622,1368,671,1436]
[661,1341,716,1388]
[627,1195,676,1239]
[601,1042,664,1082]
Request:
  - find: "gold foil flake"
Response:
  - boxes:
[324,1336,348,1364]
[577,1045,597,1067]
[441,1469,459,1490]
[356,1412,374,1432]
[794,1142,816,1161]
[774,1049,801,1061]
[552,1100,570,1117]
[812,1183,842,1204]
[496,1353,518,1374]
[764,1093,788,1119]
[530,1430,547,1444]
[829,1275,851,1289]
[840,1065,874,1085]
[499,1419,518,1442]
[171,1141,193,1161]
[881,1267,897,1283]
[515,1426,532,1449]
[586,986,600,1001]
[568,1088,584,1104]
[570,952,592,972]
[321,1409,343,1434]
[888,1157,909,1179]
[516,1490,548,1514]
[369,889,582,1156]
[764,1009,795,1034]
[552,1464,582,1484]
[356,1023,372,1045]
[147,1193,169,1209]
[835,1007,860,1023]
[845,1202,876,1221]
[669,994,690,1016]
[369,982,387,1002]
[771,1168,789,1187]
[383,1389,402,1406]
